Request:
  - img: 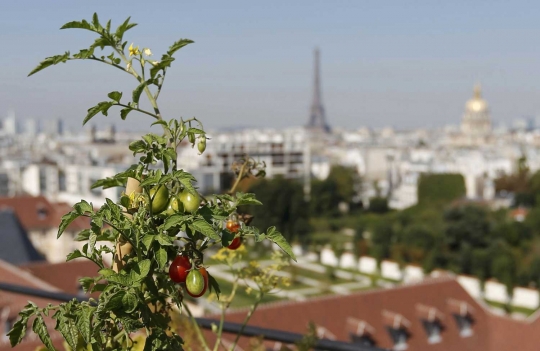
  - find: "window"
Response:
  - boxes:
[386,327,409,350]
[453,313,474,337]
[58,170,67,192]
[421,319,443,344]
[350,334,376,347]
[39,168,47,193]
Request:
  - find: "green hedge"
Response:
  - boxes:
[418,173,466,204]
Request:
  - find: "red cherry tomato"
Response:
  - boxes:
[226,219,240,233]
[186,267,208,298]
[169,255,191,283]
[227,237,242,250]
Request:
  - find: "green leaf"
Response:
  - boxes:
[33,315,57,351]
[28,52,70,76]
[208,273,221,300]
[156,234,173,246]
[107,91,122,102]
[66,249,84,261]
[54,313,79,351]
[151,120,168,128]
[88,232,97,255]
[167,39,194,56]
[120,107,132,120]
[141,235,155,250]
[122,291,138,313]
[75,306,95,345]
[235,192,262,206]
[130,259,152,282]
[190,219,220,240]
[74,229,91,241]
[61,19,93,31]
[155,247,167,270]
[58,211,80,238]
[7,315,29,346]
[91,177,124,190]
[83,101,114,125]
[115,17,137,41]
[129,140,147,153]
[73,200,93,214]
[105,290,126,310]
[266,226,296,261]
[98,268,116,277]
[132,79,153,106]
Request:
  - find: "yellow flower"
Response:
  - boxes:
[128,43,139,56]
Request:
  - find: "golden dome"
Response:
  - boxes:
[465,84,488,112]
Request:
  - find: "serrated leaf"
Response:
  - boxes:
[73,200,93,214]
[162,214,187,231]
[60,19,93,31]
[151,120,168,128]
[28,52,70,76]
[33,315,57,351]
[105,291,126,310]
[130,259,151,282]
[107,91,122,102]
[122,291,138,313]
[190,219,220,240]
[75,229,91,241]
[58,211,81,238]
[76,306,95,345]
[98,268,116,278]
[235,192,262,206]
[141,235,155,250]
[167,39,194,56]
[83,101,114,125]
[88,232,97,255]
[265,226,296,261]
[156,247,167,270]
[220,229,235,247]
[66,249,84,261]
[115,17,137,41]
[54,313,79,351]
[156,234,173,246]
[129,140,147,153]
[7,315,29,346]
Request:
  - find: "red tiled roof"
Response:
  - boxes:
[20,259,101,299]
[215,277,540,351]
[0,196,89,232]
[0,260,65,351]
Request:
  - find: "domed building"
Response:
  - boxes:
[461,84,491,137]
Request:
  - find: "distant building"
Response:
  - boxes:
[461,84,492,137]
[305,48,331,134]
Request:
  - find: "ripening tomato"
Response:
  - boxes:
[227,237,242,250]
[226,219,240,233]
[169,255,191,283]
[186,267,208,298]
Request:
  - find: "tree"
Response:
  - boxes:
[417,173,466,204]
[247,176,310,243]
[370,222,394,262]
[368,197,389,213]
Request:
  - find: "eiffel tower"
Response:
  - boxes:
[305,48,331,133]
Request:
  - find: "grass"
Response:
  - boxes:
[483,299,539,317]
[213,278,281,308]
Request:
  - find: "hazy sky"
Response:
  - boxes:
[2,1,540,132]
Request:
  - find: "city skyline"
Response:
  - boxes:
[3,1,540,131]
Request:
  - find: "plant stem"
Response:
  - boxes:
[213,277,239,351]
[116,103,159,119]
[183,302,211,351]
[229,160,248,194]
[229,295,262,351]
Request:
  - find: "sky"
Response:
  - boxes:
[2,1,540,132]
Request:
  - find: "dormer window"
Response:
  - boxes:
[416,304,445,344]
[347,318,377,347]
[383,311,411,351]
[386,326,409,350]
[422,319,443,343]
[447,299,475,337]
[453,313,474,337]
[36,204,48,219]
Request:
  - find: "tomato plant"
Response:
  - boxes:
[7,13,296,351]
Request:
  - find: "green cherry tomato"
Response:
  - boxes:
[186,269,206,296]
[161,196,184,217]
[197,138,206,154]
[179,190,201,213]
[148,185,169,214]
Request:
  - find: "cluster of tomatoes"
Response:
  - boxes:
[168,215,242,298]
[148,185,201,216]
